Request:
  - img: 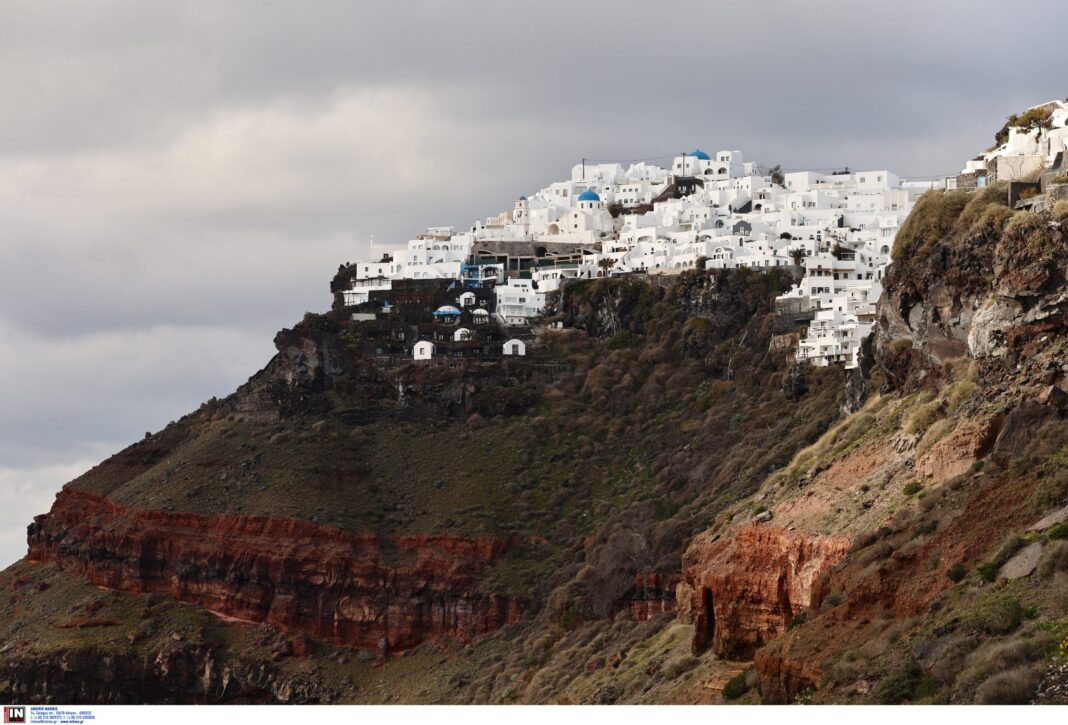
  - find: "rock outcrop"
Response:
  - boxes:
[610,573,680,621]
[682,524,851,659]
[28,488,520,654]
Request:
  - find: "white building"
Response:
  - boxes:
[413,341,435,360]
[503,339,526,356]
[341,143,933,368]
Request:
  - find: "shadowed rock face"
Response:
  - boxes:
[28,488,520,654]
[682,524,851,660]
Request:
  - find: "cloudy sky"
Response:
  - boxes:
[1,0,1066,566]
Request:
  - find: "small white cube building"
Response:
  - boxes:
[453,327,472,342]
[413,340,435,360]
[503,339,526,356]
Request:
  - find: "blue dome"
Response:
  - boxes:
[688,149,711,161]
[577,190,600,202]
[518,195,527,201]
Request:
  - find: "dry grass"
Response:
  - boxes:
[973,666,1039,704]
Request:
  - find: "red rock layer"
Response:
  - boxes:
[610,573,679,621]
[682,524,851,660]
[28,488,520,653]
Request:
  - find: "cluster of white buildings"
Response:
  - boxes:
[956,99,1068,189]
[343,148,947,368]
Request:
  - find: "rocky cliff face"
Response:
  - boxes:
[28,488,519,654]
[875,185,1067,378]
[676,181,1068,705]
[682,524,851,659]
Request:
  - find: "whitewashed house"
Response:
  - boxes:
[503,339,526,356]
[413,340,435,360]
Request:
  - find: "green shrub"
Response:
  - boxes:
[913,677,943,700]
[722,671,750,701]
[946,563,967,582]
[916,519,938,536]
[1010,106,1054,131]
[904,480,923,497]
[965,596,1032,634]
[557,606,585,631]
[976,562,999,582]
[653,499,679,521]
[872,660,922,704]
[787,611,808,630]
[1053,200,1068,221]
[1047,520,1068,540]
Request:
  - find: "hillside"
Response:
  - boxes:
[3,264,850,703]
[3,139,1068,705]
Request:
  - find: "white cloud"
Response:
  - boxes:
[0,457,107,569]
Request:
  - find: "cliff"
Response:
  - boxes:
[679,177,1068,705]
[683,524,851,660]
[27,488,519,655]
[7,125,1067,704]
[3,265,851,704]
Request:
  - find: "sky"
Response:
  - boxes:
[2,0,1067,567]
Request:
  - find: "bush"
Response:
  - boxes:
[1053,200,1068,222]
[904,400,943,436]
[822,592,845,610]
[976,562,999,582]
[892,191,969,263]
[904,480,923,497]
[913,677,942,700]
[974,666,1038,704]
[722,671,750,701]
[1047,520,1068,540]
[915,519,938,536]
[1038,541,1068,577]
[653,499,679,521]
[557,606,585,631]
[917,418,954,456]
[1010,106,1054,131]
[662,654,698,679]
[946,563,967,582]
[872,660,922,704]
[965,596,1031,634]
[1004,210,1043,237]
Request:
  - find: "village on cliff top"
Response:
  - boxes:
[338,99,1068,370]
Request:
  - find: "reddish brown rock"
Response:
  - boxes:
[915,415,1001,481]
[683,524,851,659]
[28,487,521,653]
[610,573,679,621]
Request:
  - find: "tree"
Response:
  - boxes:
[769,164,785,187]
[597,258,616,277]
[788,248,807,267]
[779,231,793,240]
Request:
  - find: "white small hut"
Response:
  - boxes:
[413,340,435,360]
